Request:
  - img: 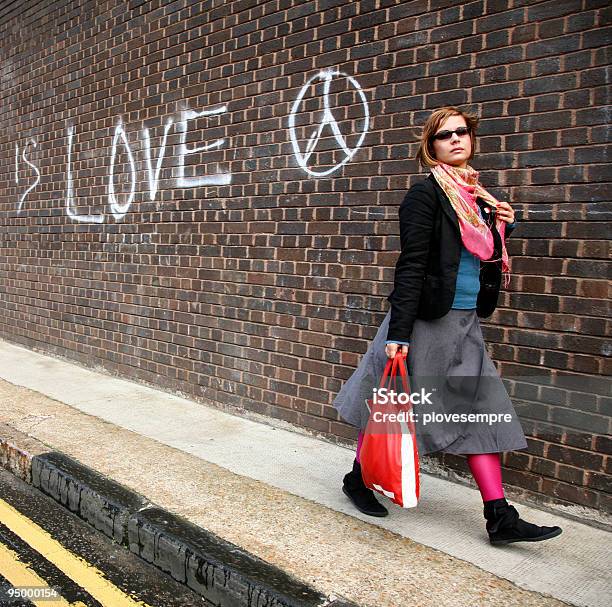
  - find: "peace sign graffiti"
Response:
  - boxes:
[288,69,370,177]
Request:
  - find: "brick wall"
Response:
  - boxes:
[0,0,610,516]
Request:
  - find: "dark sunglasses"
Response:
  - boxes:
[431,126,471,141]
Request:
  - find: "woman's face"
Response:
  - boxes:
[431,115,472,168]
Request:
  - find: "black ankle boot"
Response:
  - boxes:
[483,498,562,545]
[342,459,388,517]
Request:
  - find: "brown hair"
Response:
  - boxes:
[415,106,479,169]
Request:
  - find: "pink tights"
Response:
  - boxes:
[466,452,505,501]
[355,431,504,502]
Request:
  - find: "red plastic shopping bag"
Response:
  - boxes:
[360,352,420,508]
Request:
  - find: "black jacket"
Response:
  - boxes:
[386,173,516,343]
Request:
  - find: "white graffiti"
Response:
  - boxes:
[176,106,231,187]
[66,125,104,223]
[13,105,231,222]
[15,138,41,213]
[288,69,369,177]
[13,69,370,222]
[143,118,173,201]
[108,120,136,221]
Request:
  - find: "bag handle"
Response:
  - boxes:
[378,352,409,394]
[392,352,410,395]
[378,354,399,390]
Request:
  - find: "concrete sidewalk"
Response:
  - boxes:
[0,339,609,607]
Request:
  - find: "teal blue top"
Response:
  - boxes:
[450,204,485,310]
[386,211,516,347]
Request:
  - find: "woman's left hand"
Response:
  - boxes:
[495,201,515,224]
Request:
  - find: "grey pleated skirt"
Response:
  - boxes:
[332,308,528,455]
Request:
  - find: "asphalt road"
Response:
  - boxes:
[0,468,209,607]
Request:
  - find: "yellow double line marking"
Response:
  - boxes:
[0,497,150,607]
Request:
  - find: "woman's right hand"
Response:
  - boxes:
[385,343,409,359]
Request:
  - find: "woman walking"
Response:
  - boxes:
[333,106,562,545]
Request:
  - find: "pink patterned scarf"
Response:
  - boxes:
[430,162,511,288]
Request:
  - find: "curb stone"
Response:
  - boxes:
[32,451,149,545]
[0,426,357,607]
